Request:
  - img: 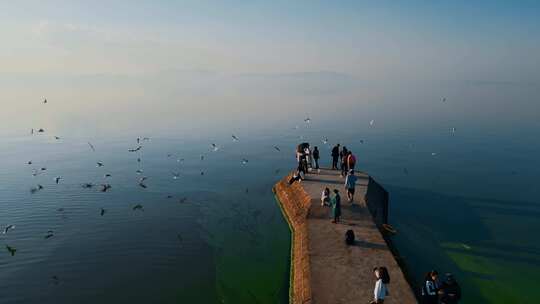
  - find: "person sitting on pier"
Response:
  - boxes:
[440,273,461,304]
[421,271,438,304]
[371,266,390,304]
[331,144,340,170]
[321,187,330,206]
[344,169,358,203]
[330,189,341,223]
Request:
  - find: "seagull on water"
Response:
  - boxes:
[172,172,180,180]
[100,184,112,192]
[54,176,62,184]
[304,117,311,124]
[38,128,45,133]
[44,230,54,239]
[136,169,143,174]
[6,245,17,256]
[54,136,60,140]
[3,225,15,234]
[241,158,249,165]
[27,160,32,165]
[43,98,47,104]
[100,208,106,216]
[132,204,144,211]
[211,143,219,152]
[104,174,111,178]
[82,183,94,188]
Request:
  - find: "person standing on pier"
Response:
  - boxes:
[313,146,320,170]
[440,273,461,304]
[340,146,349,177]
[347,150,356,171]
[344,169,358,203]
[331,144,340,170]
[330,189,341,223]
[371,266,390,304]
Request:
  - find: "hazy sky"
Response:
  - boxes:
[1,1,539,136]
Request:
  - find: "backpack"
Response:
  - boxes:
[345,229,355,245]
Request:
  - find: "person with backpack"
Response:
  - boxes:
[330,189,341,223]
[421,271,438,304]
[371,266,390,304]
[313,146,320,170]
[331,144,340,170]
[344,169,358,203]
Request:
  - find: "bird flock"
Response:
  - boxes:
[2,99,297,260]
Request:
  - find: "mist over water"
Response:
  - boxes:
[2,1,540,303]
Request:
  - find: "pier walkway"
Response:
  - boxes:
[274,168,417,304]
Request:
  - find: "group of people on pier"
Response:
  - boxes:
[290,142,359,224]
[290,143,462,304]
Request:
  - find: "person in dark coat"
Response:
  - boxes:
[440,273,461,304]
[330,189,341,223]
[331,144,340,170]
[313,146,320,170]
[340,146,349,177]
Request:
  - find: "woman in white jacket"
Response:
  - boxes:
[371,267,390,304]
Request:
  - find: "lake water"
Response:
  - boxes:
[1,80,539,303]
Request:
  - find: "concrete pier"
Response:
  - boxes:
[273,168,417,304]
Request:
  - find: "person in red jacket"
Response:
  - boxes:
[347,151,356,171]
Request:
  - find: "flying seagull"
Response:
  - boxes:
[96,162,104,167]
[273,146,280,152]
[6,245,17,256]
[30,184,44,194]
[132,204,144,211]
[54,136,60,140]
[135,169,143,174]
[304,117,311,124]
[232,135,239,142]
[27,160,32,165]
[370,119,375,126]
[431,152,438,156]
[3,225,15,234]
[139,176,147,183]
[128,146,142,152]
[211,143,219,152]
[172,172,180,180]
[322,137,328,145]
[104,174,111,178]
[142,137,150,141]
[138,182,147,189]
[54,176,62,184]
[87,142,96,152]
[241,158,249,165]
[451,127,456,135]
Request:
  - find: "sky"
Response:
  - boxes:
[1,0,539,137]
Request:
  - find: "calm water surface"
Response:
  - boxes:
[1,86,539,303]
